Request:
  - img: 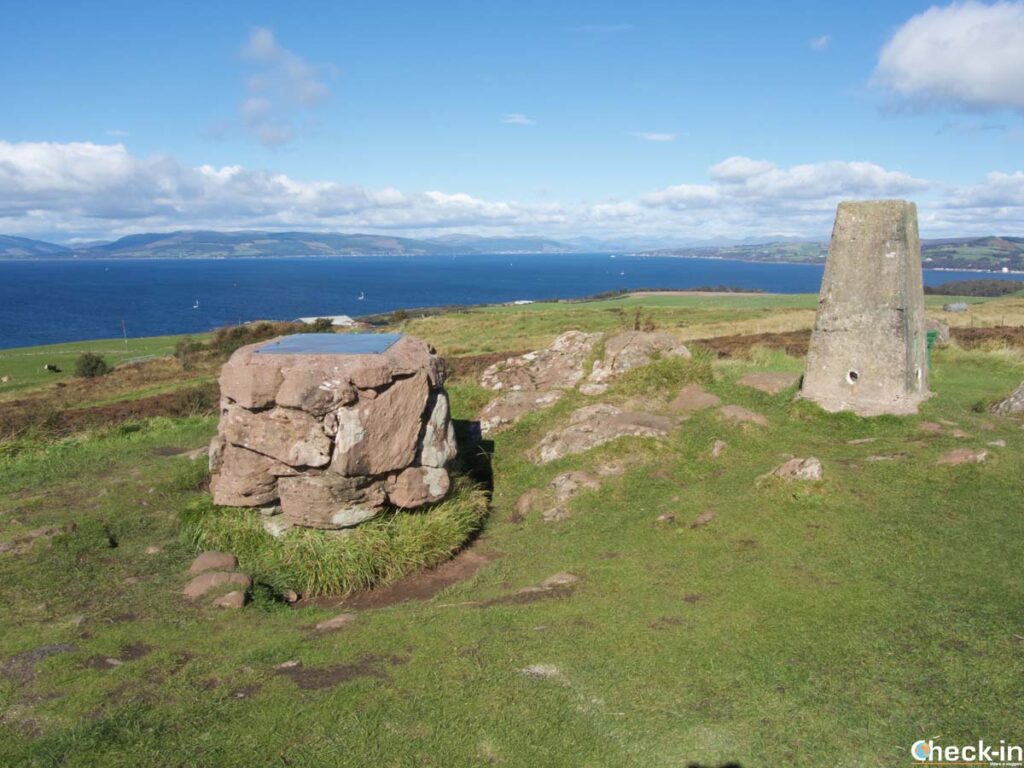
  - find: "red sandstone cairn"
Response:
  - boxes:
[209,335,457,530]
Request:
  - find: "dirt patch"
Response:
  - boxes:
[682,594,705,604]
[118,642,152,662]
[950,326,1024,349]
[302,547,501,611]
[446,350,529,381]
[1,644,77,684]
[276,654,408,690]
[0,383,218,440]
[693,330,811,359]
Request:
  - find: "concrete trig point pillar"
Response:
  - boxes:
[801,200,930,416]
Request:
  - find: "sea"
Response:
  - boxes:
[0,253,1018,349]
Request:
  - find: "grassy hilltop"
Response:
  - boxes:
[1,291,1023,767]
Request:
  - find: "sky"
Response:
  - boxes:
[1,0,1023,243]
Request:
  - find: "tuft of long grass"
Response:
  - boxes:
[179,477,489,596]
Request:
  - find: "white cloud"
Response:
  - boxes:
[1,140,1022,241]
[876,1,1024,111]
[809,34,831,51]
[502,113,535,126]
[635,132,676,142]
[227,27,335,147]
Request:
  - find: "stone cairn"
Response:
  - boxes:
[801,200,931,416]
[209,333,457,532]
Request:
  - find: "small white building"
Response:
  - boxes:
[296,315,356,327]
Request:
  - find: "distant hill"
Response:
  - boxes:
[641,236,1024,272]
[76,231,459,259]
[0,235,72,258]
[2,230,1023,269]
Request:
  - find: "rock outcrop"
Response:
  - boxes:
[580,331,691,395]
[993,381,1024,415]
[531,404,673,463]
[210,334,457,530]
[478,330,690,435]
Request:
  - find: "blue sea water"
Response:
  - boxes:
[0,253,1016,349]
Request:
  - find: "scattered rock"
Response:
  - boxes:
[768,457,823,481]
[0,375,12,383]
[865,454,906,462]
[581,331,691,395]
[519,664,566,681]
[987,439,1007,448]
[315,613,356,632]
[669,384,721,414]
[275,659,302,670]
[189,551,238,575]
[595,462,625,476]
[183,571,252,600]
[718,405,768,427]
[511,489,540,523]
[177,446,209,461]
[263,518,294,539]
[282,589,300,603]
[539,573,580,589]
[543,471,601,522]
[937,448,988,466]
[655,513,676,524]
[479,390,563,435]
[847,437,878,445]
[213,591,246,609]
[690,510,715,528]
[710,439,727,458]
[951,429,971,439]
[993,380,1024,415]
[144,545,162,555]
[532,404,673,463]
[737,371,801,395]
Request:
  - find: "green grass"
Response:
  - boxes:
[0,333,209,396]
[179,477,489,596]
[0,304,1022,767]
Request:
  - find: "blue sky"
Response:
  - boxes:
[1,0,1022,242]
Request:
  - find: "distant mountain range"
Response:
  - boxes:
[0,230,1021,271]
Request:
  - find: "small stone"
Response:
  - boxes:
[655,513,676,523]
[690,510,715,528]
[951,429,971,439]
[315,613,356,632]
[144,545,162,555]
[213,591,247,609]
[189,551,238,575]
[718,405,768,427]
[539,572,580,589]
[769,457,824,481]
[519,664,565,681]
[183,571,252,600]
[262,518,293,539]
[670,384,721,414]
[937,448,988,465]
[710,439,727,458]
[847,437,878,445]
[275,659,302,669]
[987,439,1007,448]
[281,589,300,603]
[738,371,801,395]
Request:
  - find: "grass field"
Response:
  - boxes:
[0,333,209,396]
[1,294,1022,767]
